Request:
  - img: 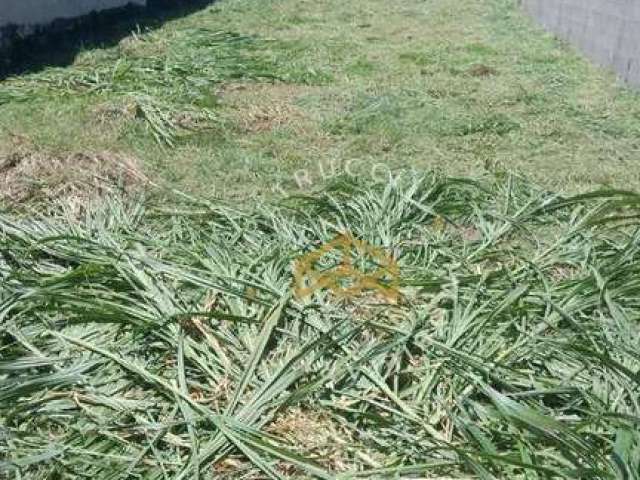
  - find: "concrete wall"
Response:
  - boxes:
[522,0,640,87]
[1,0,146,46]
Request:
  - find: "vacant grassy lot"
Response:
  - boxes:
[2,1,640,479]
[1,0,639,202]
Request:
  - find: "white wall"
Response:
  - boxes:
[522,0,640,87]
[1,0,146,36]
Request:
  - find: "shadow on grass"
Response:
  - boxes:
[0,0,215,81]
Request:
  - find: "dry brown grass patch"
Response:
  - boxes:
[91,101,137,126]
[467,64,498,77]
[267,407,352,472]
[550,263,579,282]
[0,148,147,207]
[222,83,318,134]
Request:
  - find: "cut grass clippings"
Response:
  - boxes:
[0,149,145,208]
[1,1,640,476]
[1,174,639,478]
[0,29,328,147]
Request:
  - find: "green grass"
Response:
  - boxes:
[1,1,640,478]
[1,0,640,200]
[1,174,640,478]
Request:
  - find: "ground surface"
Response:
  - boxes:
[1,0,639,203]
[2,1,640,479]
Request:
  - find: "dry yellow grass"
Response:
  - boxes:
[0,146,146,208]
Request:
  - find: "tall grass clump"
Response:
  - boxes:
[1,174,639,479]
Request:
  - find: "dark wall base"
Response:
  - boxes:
[0,0,214,80]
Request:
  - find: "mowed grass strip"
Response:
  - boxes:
[1,0,639,201]
[1,174,640,478]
